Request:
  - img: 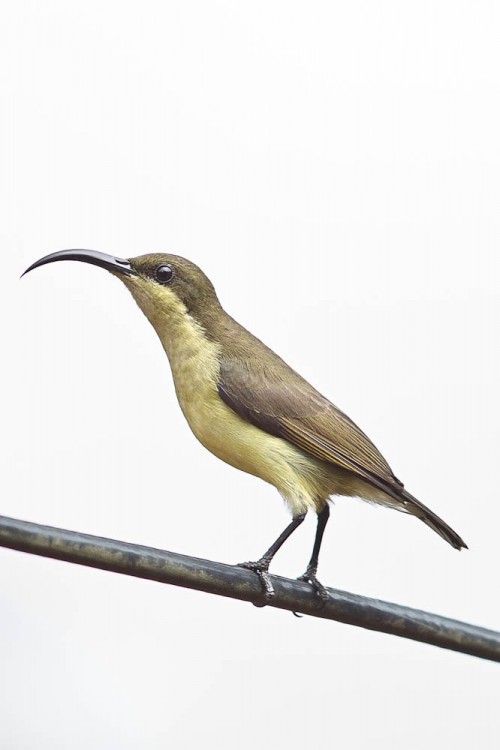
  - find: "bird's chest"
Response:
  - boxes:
[164,328,276,477]
[164,323,240,461]
[170,343,221,440]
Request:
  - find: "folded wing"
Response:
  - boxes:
[218,355,406,504]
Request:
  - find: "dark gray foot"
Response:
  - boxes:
[238,559,274,604]
[297,569,329,605]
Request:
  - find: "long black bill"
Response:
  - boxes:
[22,249,137,278]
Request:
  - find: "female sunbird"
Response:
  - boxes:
[24,250,467,601]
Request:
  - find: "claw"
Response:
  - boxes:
[238,560,275,605]
[297,570,329,607]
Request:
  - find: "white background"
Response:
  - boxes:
[1,2,499,748]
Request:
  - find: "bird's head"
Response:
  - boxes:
[23,249,222,338]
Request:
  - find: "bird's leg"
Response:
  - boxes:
[298,504,330,604]
[239,513,306,602]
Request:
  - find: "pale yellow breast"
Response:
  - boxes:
[163,305,281,478]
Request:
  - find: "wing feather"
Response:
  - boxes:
[218,355,405,502]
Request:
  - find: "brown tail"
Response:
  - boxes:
[402,490,468,550]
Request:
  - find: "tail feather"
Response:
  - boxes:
[402,490,468,550]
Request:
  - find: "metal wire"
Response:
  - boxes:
[0,514,498,662]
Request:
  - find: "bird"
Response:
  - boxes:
[23,249,467,602]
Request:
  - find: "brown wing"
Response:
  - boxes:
[218,353,406,503]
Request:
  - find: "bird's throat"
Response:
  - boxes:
[123,275,224,426]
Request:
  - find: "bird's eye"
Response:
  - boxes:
[155,264,174,284]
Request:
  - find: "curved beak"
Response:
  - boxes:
[22,249,137,278]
